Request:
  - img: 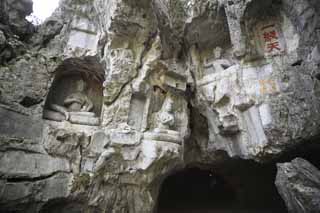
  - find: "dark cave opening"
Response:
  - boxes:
[39,198,83,213]
[157,163,288,213]
[278,140,320,169]
[157,168,237,212]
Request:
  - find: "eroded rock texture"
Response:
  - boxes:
[0,0,320,212]
[275,158,320,213]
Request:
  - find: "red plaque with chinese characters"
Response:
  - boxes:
[257,23,285,57]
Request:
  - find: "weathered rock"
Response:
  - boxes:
[0,173,72,212]
[1,0,320,212]
[0,107,43,140]
[32,18,63,47]
[275,158,320,213]
[0,30,5,49]
[0,151,70,178]
[0,0,34,39]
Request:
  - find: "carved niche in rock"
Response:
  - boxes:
[203,46,233,76]
[144,95,182,144]
[197,46,244,136]
[43,58,104,126]
[127,93,147,131]
[155,96,175,131]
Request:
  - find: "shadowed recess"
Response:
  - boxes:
[157,163,288,213]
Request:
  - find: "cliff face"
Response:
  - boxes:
[1,0,320,212]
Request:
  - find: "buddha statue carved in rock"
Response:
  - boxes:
[44,79,99,126]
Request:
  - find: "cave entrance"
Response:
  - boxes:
[157,168,236,213]
[157,163,288,213]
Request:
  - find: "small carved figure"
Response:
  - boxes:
[143,95,182,144]
[204,47,232,74]
[156,98,175,130]
[213,47,233,71]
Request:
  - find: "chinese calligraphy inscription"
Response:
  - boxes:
[259,23,285,56]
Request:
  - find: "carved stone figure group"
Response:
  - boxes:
[43,79,100,126]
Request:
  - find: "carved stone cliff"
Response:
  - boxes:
[1,0,320,212]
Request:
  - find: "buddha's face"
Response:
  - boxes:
[75,79,87,92]
[164,99,174,112]
[214,47,222,59]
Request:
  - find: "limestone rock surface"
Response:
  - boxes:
[1,0,320,212]
[275,158,320,213]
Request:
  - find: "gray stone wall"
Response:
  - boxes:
[1,0,320,212]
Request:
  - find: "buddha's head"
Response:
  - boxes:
[164,98,174,112]
[75,79,87,92]
[214,46,223,59]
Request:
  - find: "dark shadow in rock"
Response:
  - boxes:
[276,139,320,169]
[157,162,288,213]
[40,198,84,213]
[184,5,231,51]
[19,96,42,107]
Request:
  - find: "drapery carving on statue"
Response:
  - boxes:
[143,95,182,144]
[43,79,100,126]
[155,97,175,132]
[204,47,232,75]
[199,46,236,105]
[199,48,255,136]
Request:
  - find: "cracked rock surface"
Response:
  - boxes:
[1,0,320,212]
[275,158,320,213]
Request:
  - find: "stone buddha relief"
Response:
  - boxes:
[203,47,232,76]
[43,76,101,126]
[143,95,182,144]
[155,97,175,131]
